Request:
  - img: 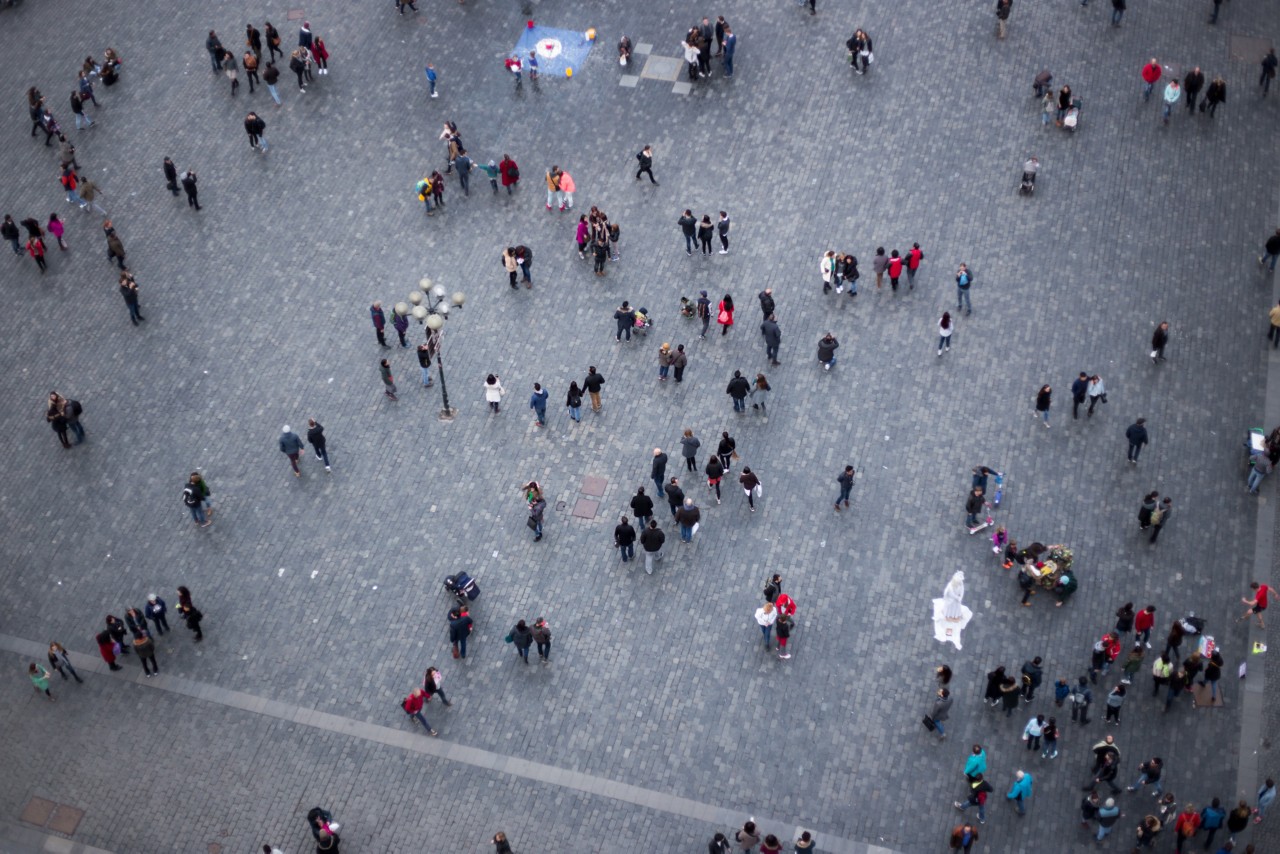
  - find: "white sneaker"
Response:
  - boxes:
[938,349,943,357]
[325,466,331,472]
[718,249,727,255]
[431,92,438,98]
[824,363,831,371]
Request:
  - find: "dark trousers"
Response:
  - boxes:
[149,614,169,635]
[246,69,259,92]
[1072,395,1085,419]
[375,328,387,346]
[1269,324,1280,348]
[138,654,158,675]
[636,166,656,184]
[674,365,685,382]
[536,640,551,660]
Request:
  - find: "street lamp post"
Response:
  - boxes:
[417,277,465,421]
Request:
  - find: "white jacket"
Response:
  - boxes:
[484,380,505,402]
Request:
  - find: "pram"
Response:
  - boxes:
[443,572,480,607]
[633,307,652,336]
[1019,158,1038,196]
[1062,98,1081,133]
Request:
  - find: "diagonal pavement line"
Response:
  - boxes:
[0,633,898,854]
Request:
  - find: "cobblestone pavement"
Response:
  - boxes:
[0,0,1278,851]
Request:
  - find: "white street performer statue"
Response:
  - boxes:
[932,571,973,649]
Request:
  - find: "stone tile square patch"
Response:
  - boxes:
[570,498,599,519]
[46,804,84,835]
[619,76,639,88]
[671,82,693,96]
[1228,34,1272,63]
[581,475,608,497]
[641,54,681,82]
[20,797,55,827]
[515,26,596,79]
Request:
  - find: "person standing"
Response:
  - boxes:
[1104,684,1126,724]
[677,210,697,255]
[1034,385,1052,427]
[1111,0,1126,26]
[715,211,732,255]
[69,91,94,130]
[145,594,169,635]
[1162,79,1182,124]
[664,477,685,520]
[528,383,548,427]
[614,515,637,563]
[1006,770,1033,816]
[499,154,519,194]
[370,302,389,347]
[1184,67,1205,112]
[834,465,856,511]
[207,31,225,72]
[177,588,203,642]
[697,215,714,256]
[28,663,55,701]
[61,393,84,444]
[448,607,473,659]
[583,367,605,413]
[904,243,924,288]
[947,823,977,853]
[640,519,665,575]
[739,467,761,512]
[424,62,438,98]
[1126,418,1149,463]
[761,314,781,366]
[672,344,688,383]
[46,393,70,448]
[681,429,701,472]
[955,263,973,315]
[455,150,473,197]
[307,419,331,472]
[1086,375,1106,416]
[1040,717,1059,759]
[1202,75,1226,117]
[1,214,20,255]
[635,145,657,184]
[1262,47,1279,96]
[417,342,434,388]
[1021,657,1043,701]
[1256,779,1277,823]
[630,488,654,532]
[183,477,211,527]
[181,171,201,210]
[614,301,635,342]
[224,52,240,95]
[279,425,305,476]
[133,630,159,677]
[755,601,776,649]
[1071,372,1089,419]
[47,642,82,683]
[482,374,504,413]
[749,374,770,415]
[509,620,534,664]
[1022,714,1045,751]
[25,232,47,273]
[528,491,546,541]
[995,0,1011,38]
[380,359,398,401]
[937,312,953,357]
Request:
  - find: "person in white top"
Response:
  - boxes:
[1086,374,1106,417]
[755,601,777,649]
[938,311,954,357]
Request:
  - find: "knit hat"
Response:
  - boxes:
[282,425,291,433]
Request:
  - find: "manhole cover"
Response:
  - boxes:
[19,797,55,827]
[571,498,600,519]
[581,475,608,497]
[46,805,83,835]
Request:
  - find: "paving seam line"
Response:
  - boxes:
[0,632,898,854]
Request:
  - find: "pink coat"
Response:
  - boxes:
[557,171,576,193]
[575,221,589,244]
[47,219,64,239]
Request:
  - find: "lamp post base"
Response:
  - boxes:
[438,407,457,422]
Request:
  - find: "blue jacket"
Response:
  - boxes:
[145,598,167,621]
[1199,805,1225,829]
[529,389,548,412]
[964,750,987,779]
[1007,774,1033,801]
[279,432,304,454]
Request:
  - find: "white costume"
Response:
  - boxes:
[932,571,974,649]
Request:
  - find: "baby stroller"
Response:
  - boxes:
[1061,98,1081,133]
[443,572,480,607]
[1019,158,1038,196]
[633,307,652,337]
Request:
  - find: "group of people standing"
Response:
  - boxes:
[681,16,736,80]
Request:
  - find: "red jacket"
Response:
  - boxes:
[1141,62,1161,85]
[1103,635,1121,662]
[1134,609,1155,633]
[775,593,797,617]
[888,256,903,277]
[312,39,329,61]
[907,247,923,270]
[97,636,116,663]
[402,692,424,715]
[1175,811,1200,837]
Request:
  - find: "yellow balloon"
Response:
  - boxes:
[586,28,596,40]
[565,67,573,78]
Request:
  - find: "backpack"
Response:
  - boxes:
[763,579,779,602]
[1070,687,1089,707]
[182,486,200,507]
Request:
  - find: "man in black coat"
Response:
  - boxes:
[649,450,667,493]
[1183,66,1205,112]
[663,478,684,520]
[614,516,637,563]
[757,288,775,318]
[1126,419,1149,464]
[630,487,654,529]
[163,157,180,196]
[761,315,782,366]
[582,366,605,412]
[726,370,750,413]
[639,520,666,575]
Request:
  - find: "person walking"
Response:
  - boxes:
[306,419,331,472]
[739,467,761,512]
[279,425,305,476]
[447,607,473,660]
[181,171,201,210]
[379,359,398,401]
[614,515,637,563]
[1111,0,1126,25]
[955,263,974,315]
[1104,684,1126,724]
[1040,716,1059,759]
[528,491,546,542]
[529,617,550,665]
[183,477,211,527]
[1129,757,1164,795]
[761,314,782,365]
[995,0,1012,38]
[1255,779,1277,824]
[1034,385,1052,428]
[717,293,735,336]
[582,367,605,413]
[640,519,665,575]
[631,487,654,531]
[727,370,750,412]
[1071,372,1089,419]
[749,374,770,415]
[133,629,159,677]
[1248,452,1273,494]
[717,432,737,472]
[635,145,658,184]
[1199,799,1226,848]
[528,383,548,427]
[28,663,55,701]
[1162,79,1182,124]
[929,687,952,740]
[177,589,203,642]
[499,154,519,194]
[224,52,240,95]
[705,455,725,504]
[95,630,122,670]
[681,429,701,472]
[1141,58,1162,101]
[1069,677,1093,724]
[676,497,701,543]
[1126,418,1149,463]
[937,312,953,357]
[26,234,47,274]
[1238,581,1270,628]
[402,688,438,735]
[650,449,668,493]
[1022,714,1045,751]
[47,642,82,683]
[206,30,225,72]
[1086,375,1106,416]
[263,61,282,105]
[905,243,924,288]
[835,465,855,511]
[69,91,94,130]
[244,112,268,153]
[1,214,20,255]
[1007,771,1033,816]
[1184,67,1205,113]
[1259,229,1280,273]
[663,477,685,521]
[509,620,534,664]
